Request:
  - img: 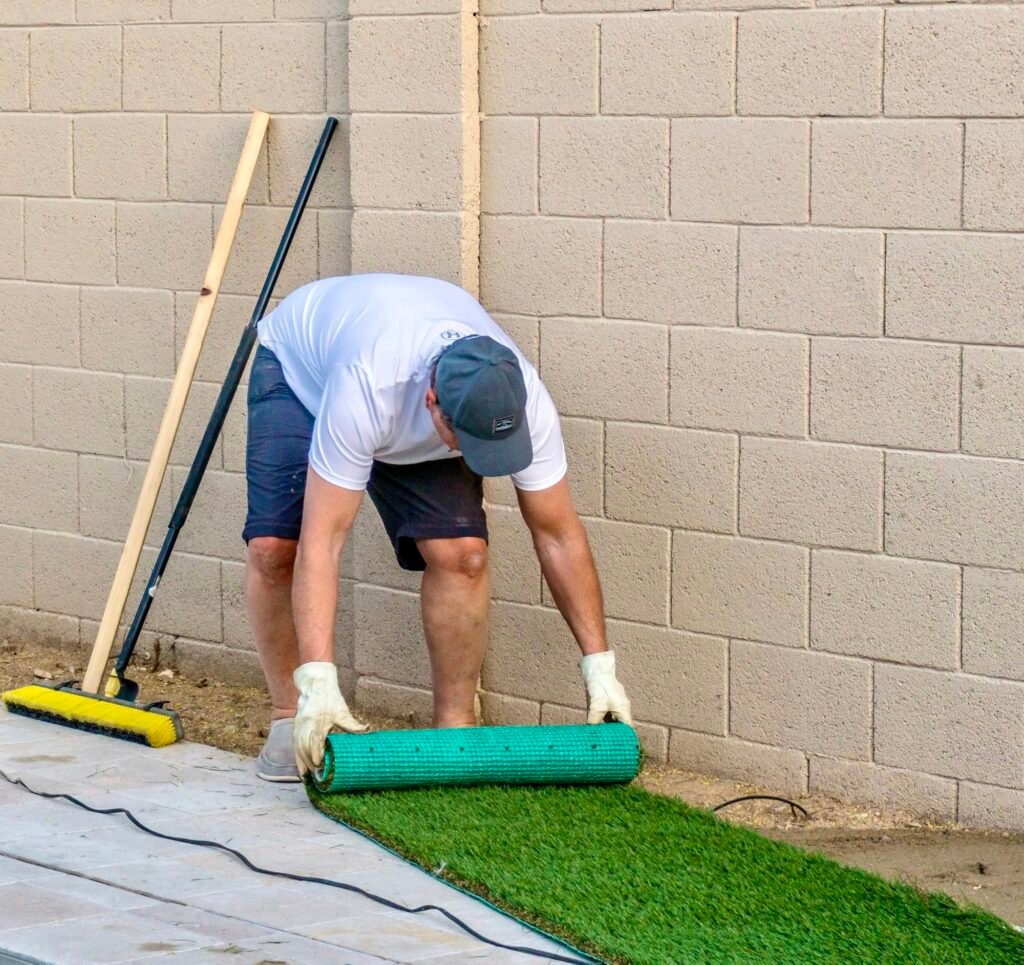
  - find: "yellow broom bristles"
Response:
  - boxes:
[2,685,181,747]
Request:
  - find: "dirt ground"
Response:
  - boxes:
[2,639,1022,927]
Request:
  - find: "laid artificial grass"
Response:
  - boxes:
[308,782,1024,965]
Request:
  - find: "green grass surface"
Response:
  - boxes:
[308,782,1024,965]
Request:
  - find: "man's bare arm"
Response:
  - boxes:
[516,477,606,656]
[292,467,363,665]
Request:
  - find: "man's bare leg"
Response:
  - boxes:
[246,536,301,722]
[417,536,490,728]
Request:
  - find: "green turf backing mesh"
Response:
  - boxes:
[308,782,1024,965]
[313,722,640,793]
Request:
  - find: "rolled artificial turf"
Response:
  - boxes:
[313,723,640,792]
[308,782,1024,965]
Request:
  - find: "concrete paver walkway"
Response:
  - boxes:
[0,706,572,964]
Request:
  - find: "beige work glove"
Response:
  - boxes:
[580,650,633,726]
[292,662,368,777]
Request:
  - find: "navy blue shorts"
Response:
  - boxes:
[243,345,488,571]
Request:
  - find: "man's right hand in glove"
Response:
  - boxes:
[292,662,368,777]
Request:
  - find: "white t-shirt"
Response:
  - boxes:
[257,274,567,493]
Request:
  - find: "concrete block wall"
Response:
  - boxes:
[0,0,352,686]
[3,0,1024,833]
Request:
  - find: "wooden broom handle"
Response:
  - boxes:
[82,110,270,695]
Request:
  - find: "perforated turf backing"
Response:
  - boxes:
[308,782,1024,965]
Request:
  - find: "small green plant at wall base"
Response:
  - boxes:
[308,783,1024,965]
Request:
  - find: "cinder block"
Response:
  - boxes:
[219,204,317,298]
[174,291,249,384]
[671,119,808,223]
[540,701,669,763]
[34,532,119,619]
[222,23,325,113]
[134,547,222,641]
[0,31,28,110]
[540,318,667,422]
[123,25,220,112]
[354,585,430,688]
[605,423,736,532]
[167,114,270,205]
[809,758,956,821]
[34,368,123,457]
[738,10,881,116]
[739,227,883,336]
[488,504,542,606]
[962,567,1024,683]
[326,20,348,114]
[220,559,249,651]
[76,0,170,21]
[812,121,961,229]
[349,506,422,594]
[0,526,33,608]
[74,115,165,202]
[0,605,78,652]
[277,0,349,15]
[885,8,1024,118]
[811,338,959,450]
[351,210,463,286]
[0,365,32,445]
[875,664,1024,788]
[731,641,872,759]
[79,454,172,543]
[958,782,1024,833]
[0,281,79,366]
[82,287,175,378]
[481,0,540,11]
[168,638,263,686]
[549,0,669,8]
[350,16,460,113]
[481,117,537,215]
[493,313,539,366]
[963,347,1024,460]
[481,215,601,316]
[171,0,273,18]
[25,199,115,286]
[609,621,726,734]
[670,328,807,436]
[886,233,1024,345]
[577,517,670,625]
[351,115,460,211]
[125,376,223,467]
[0,115,69,197]
[482,600,583,707]
[604,221,736,327]
[480,691,540,726]
[221,398,247,474]
[885,452,1024,570]
[561,417,603,517]
[540,117,668,218]
[30,27,120,111]
[170,468,246,562]
[268,115,349,208]
[964,123,1024,232]
[0,1,74,25]
[672,532,808,647]
[602,13,732,116]
[0,199,23,279]
[679,0,808,8]
[481,16,597,116]
[116,202,212,291]
[811,550,959,669]
[319,209,352,279]
[336,578,356,669]
[356,677,433,728]
[668,730,808,796]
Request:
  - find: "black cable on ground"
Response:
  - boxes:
[714,794,810,820]
[0,769,598,965]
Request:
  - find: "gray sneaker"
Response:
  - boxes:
[256,717,301,783]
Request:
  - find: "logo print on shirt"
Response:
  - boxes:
[493,416,515,433]
[440,330,464,340]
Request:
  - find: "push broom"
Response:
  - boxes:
[3,116,338,746]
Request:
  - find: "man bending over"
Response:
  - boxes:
[245,274,633,782]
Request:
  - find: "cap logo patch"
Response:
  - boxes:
[493,415,515,433]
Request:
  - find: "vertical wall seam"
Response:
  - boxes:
[463,0,481,298]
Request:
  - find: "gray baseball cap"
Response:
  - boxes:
[435,335,533,477]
